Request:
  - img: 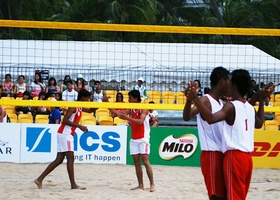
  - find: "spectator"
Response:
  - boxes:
[15,91,32,115]
[2,73,14,97]
[193,79,203,97]
[133,77,147,100]
[264,96,274,120]
[75,74,87,92]
[14,75,28,98]
[55,92,62,101]
[60,75,74,93]
[247,79,260,100]
[45,77,60,97]
[148,101,159,127]
[33,92,50,115]
[0,106,8,123]
[30,72,45,98]
[62,79,78,101]
[92,80,106,102]
[48,99,61,124]
[111,92,125,118]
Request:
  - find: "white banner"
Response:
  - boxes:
[20,124,127,164]
[0,124,21,163]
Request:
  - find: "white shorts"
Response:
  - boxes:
[57,133,74,152]
[130,139,150,155]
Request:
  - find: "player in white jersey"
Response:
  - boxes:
[183,67,230,200]
[186,69,275,200]
[34,89,91,190]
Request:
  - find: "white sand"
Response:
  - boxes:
[0,163,279,200]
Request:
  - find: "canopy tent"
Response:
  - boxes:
[1,40,279,91]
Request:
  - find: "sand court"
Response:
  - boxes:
[0,163,279,200]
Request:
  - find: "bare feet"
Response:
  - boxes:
[150,184,156,192]
[71,185,87,190]
[130,186,144,190]
[34,179,42,189]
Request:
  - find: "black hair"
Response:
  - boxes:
[18,75,25,80]
[23,91,31,99]
[48,77,57,86]
[149,101,155,104]
[210,66,230,87]
[65,79,73,85]
[77,89,91,101]
[94,80,101,85]
[38,91,46,100]
[5,74,12,79]
[231,69,252,96]
[193,80,201,88]
[63,75,71,84]
[128,90,141,103]
[34,72,42,84]
[115,92,124,102]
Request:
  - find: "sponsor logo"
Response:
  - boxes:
[26,127,51,152]
[74,131,121,152]
[159,134,198,160]
[0,139,12,154]
[26,127,121,153]
[252,142,280,157]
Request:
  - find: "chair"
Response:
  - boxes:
[95,108,110,120]
[176,91,187,104]
[2,105,16,114]
[98,116,114,126]
[273,101,280,107]
[0,97,14,100]
[81,115,96,125]
[148,91,161,104]
[35,114,49,124]
[114,117,128,125]
[120,91,129,102]
[32,96,39,100]
[161,91,175,104]
[61,115,64,123]
[7,113,18,123]
[264,120,279,131]
[105,90,117,98]
[274,112,280,125]
[18,114,33,123]
[82,112,94,117]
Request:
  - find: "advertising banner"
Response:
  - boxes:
[252,130,280,169]
[126,127,201,166]
[0,124,21,163]
[20,124,127,164]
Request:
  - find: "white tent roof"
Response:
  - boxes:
[1,40,279,84]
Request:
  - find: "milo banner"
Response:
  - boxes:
[126,127,201,166]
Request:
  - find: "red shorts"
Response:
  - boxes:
[200,151,226,199]
[224,150,252,200]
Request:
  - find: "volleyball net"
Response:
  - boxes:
[0,20,280,112]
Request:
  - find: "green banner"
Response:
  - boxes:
[126,127,201,166]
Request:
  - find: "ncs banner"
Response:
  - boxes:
[20,124,127,164]
[0,124,21,163]
[126,127,201,166]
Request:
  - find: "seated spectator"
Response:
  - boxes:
[193,79,203,97]
[30,72,45,98]
[0,106,8,123]
[14,75,28,98]
[264,95,274,120]
[33,92,50,115]
[45,77,60,96]
[92,80,106,102]
[111,92,125,118]
[62,79,78,101]
[75,74,87,92]
[133,77,147,100]
[2,73,14,97]
[48,99,61,124]
[60,75,74,93]
[15,91,32,115]
[148,101,159,127]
